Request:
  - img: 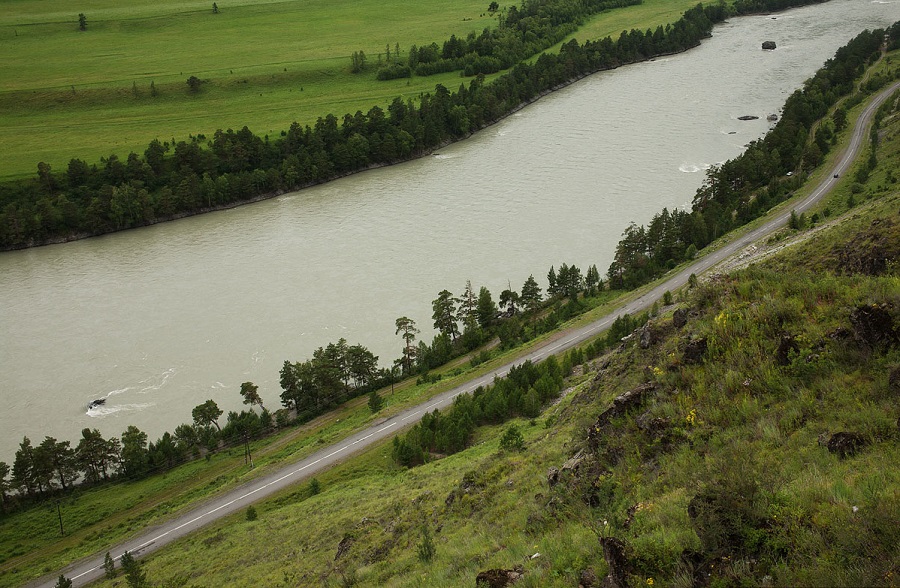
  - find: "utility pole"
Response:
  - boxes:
[56,500,64,536]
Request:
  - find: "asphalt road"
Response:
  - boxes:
[32,78,900,588]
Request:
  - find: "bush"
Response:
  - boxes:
[246,505,258,521]
[498,424,525,452]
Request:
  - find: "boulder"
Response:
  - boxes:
[639,324,654,349]
[775,333,799,366]
[476,567,523,587]
[588,382,656,447]
[334,534,354,561]
[762,40,776,50]
[546,466,560,488]
[850,304,898,349]
[682,337,708,364]
[672,308,688,328]
[579,567,599,588]
[599,537,630,588]
[826,432,868,458]
[738,115,760,120]
[889,366,900,393]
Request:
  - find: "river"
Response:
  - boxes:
[0,0,896,462]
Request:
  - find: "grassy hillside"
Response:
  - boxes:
[80,89,900,587]
[0,0,698,180]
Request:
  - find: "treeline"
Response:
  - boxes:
[0,337,385,510]
[0,257,636,508]
[400,0,641,79]
[391,305,649,467]
[278,338,395,421]
[606,22,900,290]
[1,0,829,250]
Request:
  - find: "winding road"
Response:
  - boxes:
[31,78,900,588]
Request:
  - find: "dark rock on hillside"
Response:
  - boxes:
[762,40,777,50]
[850,304,898,349]
[579,567,598,588]
[826,432,868,458]
[588,382,656,448]
[682,337,708,364]
[775,333,799,366]
[334,534,354,561]
[475,566,523,587]
[889,366,900,392]
[599,537,631,588]
[636,412,671,440]
[546,466,560,488]
[639,324,655,349]
[673,307,689,328]
[836,218,899,276]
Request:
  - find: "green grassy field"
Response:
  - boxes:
[0,0,698,181]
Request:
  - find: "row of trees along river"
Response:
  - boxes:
[0,0,831,249]
[3,9,900,500]
[1,264,644,507]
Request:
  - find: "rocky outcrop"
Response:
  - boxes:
[889,366,900,393]
[836,218,899,276]
[826,432,868,458]
[762,40,776,50]
[639,323,655,349]
[579,568,598,588]
[599,537,630,588]
[588,382,657,448]
[682,337,708,364]
[775,333,799,366]
[476,567,523,587]
[673,308,689,328]
[849,304,898,349]
[334,534,354,560]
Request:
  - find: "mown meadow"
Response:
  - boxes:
[0,0,699,180]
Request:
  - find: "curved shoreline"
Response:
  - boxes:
[1,41,706,251]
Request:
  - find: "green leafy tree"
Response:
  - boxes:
[499,287,519,316]
[498,424,525,452]
[78,13,86,31]
[368,390,384,413]
[520,275,542,313]
[212,2,218,13]
[350,51,368,73]
[246,505,258,521]
[417,524,436,563]
[120,426,149,478]
[186,76,202,92]
[239,381,264,411]
[38,437,77,491]
[395,316,419,374]
[585,264,600,296]
[0,461,9,511]
[547,266,558,297]
[192,399,223,432]
[459,280,478,331]
[104,552,116,579]
[432,289,459,342]
[54,575,72,588]
[120,550,149,588]
[12,436,36,497]
[309,477,321,495]
[476,286,498,329]
[76,428,119,483]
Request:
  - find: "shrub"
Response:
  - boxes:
[498,424,525,452]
